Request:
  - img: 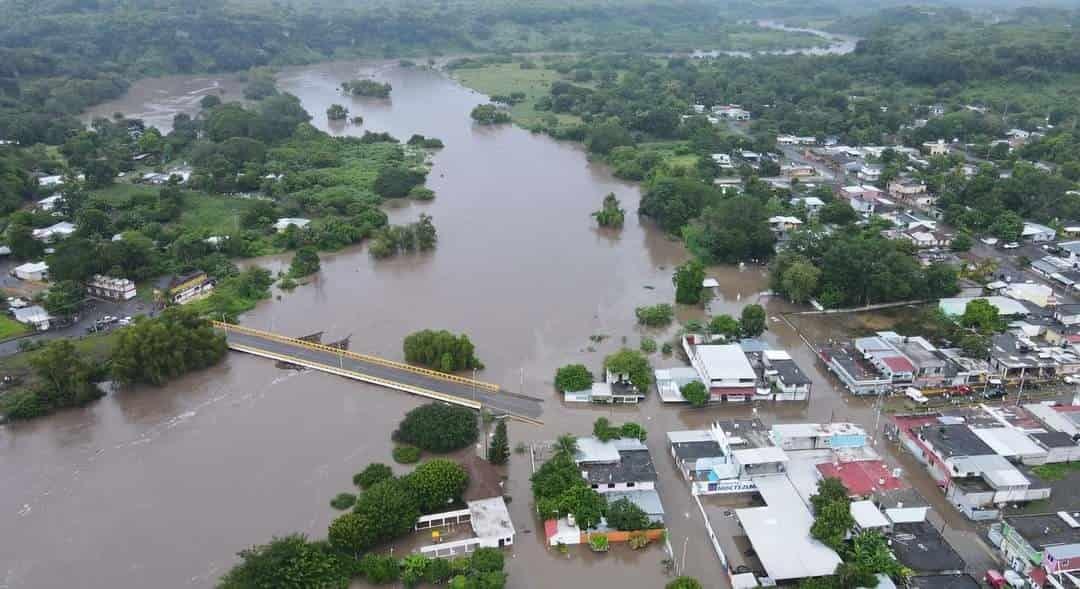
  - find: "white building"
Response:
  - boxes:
[87,275,136,301]
[1022,222,1056,243]
[273,217,311,233]
[12,261,48,282]
[36,194,64,212]
[31,221,76,243]
[417,496,515,558]
[683,336,758,403]
[12,305,53,331]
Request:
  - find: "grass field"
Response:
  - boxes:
[180,193,252,235]
[89,182,159,205]
[0,330,120,379]
[0,316,29,340]
[451,63,582,129]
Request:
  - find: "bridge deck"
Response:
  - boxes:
[215,323,544,422]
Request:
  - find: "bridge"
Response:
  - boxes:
[213,322,544,424]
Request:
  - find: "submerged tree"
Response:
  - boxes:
[592,192,625,228]
[326,104,349,120]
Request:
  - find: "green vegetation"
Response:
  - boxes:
[673,259,706,305]
[392,445,421,464]
[288,246,320,278]
[739,304,767,338]
[470,104,511,125]
[341,79,392,98]
[406,134,445,150]
[803,477,912,589]
[709,314,741,341]
[326,104,349,120]
[592,417,647,442]
[110,307,227,386]
[606,496,652,531]
[531,447,606,528]
[0,339,104,420]
[553,364,593,393]
[329,493,356,510]
[488,420,510,465]
[681,381,708,407]
[0,316,29,340]
[589,533,610,552]
[604,348,652,392]
[592,193,625,228]
[668,578,704,589]
[640,336,657,354]
[353,463,394,490]
[1032,462,1080,481]
[404,458,469,513]
[402,329,482,373]
[219,534,349,589]
[635,303,674,327]
[393,403,479,453]
[961,299,1006,334]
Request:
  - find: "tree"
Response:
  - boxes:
[342,79,392,98]
[819,200,858,225]
[289,246,320,277]
[950,232,973,252]
[219,534,349,589]
[619,422,647,441]
[404,459,470,513]
[593,417,620,441]
[352,477,421,545]
[606,497,650,530]
[809,477,853,552]
[327,511,378,556]
[403,330,482,372]
[635,304,673,326]
[488,420,509,465]
[708,314,740,340]
[739,304,767,338]
[781,260,821,304]
[552,434,578,459]
[374,167,427,199]
[667,577,704,589]
[470,548,505,573]
[603,348,652,392]
[680,381,708,407]
[961,298,1004,333]
[557,484,606,529]
[353,463,394,489]
[43,280,85,318]
[11,339,102,420]
[200,94,221,109]
[991,211,1024,242]
[673,259,706,305]
[326,104,349,120]
[110,307,227,386]
[394,403,479,452]
[593,193,625,228]
[359,553,401,584]
[684,195,776,264]
[554,364,593,392]
[470,104,510,125]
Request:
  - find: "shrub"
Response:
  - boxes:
[360,553,401,584]
[424,557,453,584]
[640,336,657,353]
[394,403,479,452]
[553,363,593,392]
[667,577,704,589]
[353,478,421,546]
[354,463,394,489]
[603,348,652,392]
[661,342,673,355]
[470,547,505,573]
[393,445,421,464]
[330,492,357,510]
[628,531,651,550]
[635,303,674,327]
[589,533,610,552]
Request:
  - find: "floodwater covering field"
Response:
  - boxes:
[2,61,991,588]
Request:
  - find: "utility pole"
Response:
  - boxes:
[681,536,689,577]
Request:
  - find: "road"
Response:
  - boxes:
[222,328,545,420]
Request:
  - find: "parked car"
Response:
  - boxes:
[905,387,929,404]
[1003,242,1020,249]
[1065,375,1079,385]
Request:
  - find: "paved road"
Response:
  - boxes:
[223,330,544,420]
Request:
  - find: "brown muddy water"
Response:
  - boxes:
[4,63,994,588]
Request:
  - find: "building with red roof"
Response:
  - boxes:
[817,459,906,498]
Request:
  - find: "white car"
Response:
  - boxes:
[1003,242,1020,249]
[981,237,999,246]
[1065,375,1079,385]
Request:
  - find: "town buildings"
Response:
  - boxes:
[154,272,215,305]
[87,275,136,301]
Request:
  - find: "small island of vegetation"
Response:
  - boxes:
[341,79,392,98]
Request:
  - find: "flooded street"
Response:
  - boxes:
[5,63,990,588]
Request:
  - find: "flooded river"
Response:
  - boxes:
[5,63,990,588]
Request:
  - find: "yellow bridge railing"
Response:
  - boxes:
[212,321,501,393]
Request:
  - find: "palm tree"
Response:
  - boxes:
[553,434,578,459]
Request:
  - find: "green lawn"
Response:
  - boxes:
[0,330,120,378]
[452,63,582,129]
[1032,462,1080,481]
[0,316,29,340]
[89,182,159,205]
[179,193,252,235]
